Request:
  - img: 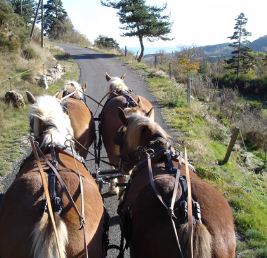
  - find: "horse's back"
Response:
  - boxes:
[0,153,106,258]
[101,94,153,166]
[65,98,96,157]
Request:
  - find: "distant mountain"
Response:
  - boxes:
[198,35,267,59]
[251,35,267,52]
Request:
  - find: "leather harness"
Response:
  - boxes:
[117,138,202,257]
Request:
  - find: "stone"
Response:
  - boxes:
[4,90,25,108]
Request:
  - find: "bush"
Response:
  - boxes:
[0,0,28,51]
[21,46,39,60]
[94,35,119,49]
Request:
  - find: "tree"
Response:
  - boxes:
[226,12,254,79]
[94,35,119,49]
[7,0,36,26]
[101,0,172,62]
[0,0,27,50]
[43,0,67,39]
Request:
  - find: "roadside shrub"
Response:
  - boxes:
[0,0,28,51]
[94,35,119,49]
[21,46,39,60]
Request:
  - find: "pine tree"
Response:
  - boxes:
[7,0,36,26]
[43,0,67,39]
[226,12,254,79]
[101,0,172,62]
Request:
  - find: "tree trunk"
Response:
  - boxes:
[137,35,144,62]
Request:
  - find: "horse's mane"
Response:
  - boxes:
[64,80,84,99]
[109,77,129,92]
[126,114,169,150]
[29,95,73,147]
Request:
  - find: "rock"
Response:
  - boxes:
[241,151,265,172]
[38,75,48,89]
[4,90,25,108]
[36,63,65,89]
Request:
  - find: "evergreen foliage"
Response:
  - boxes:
[43,0,67,39]
[0,0,27,51]
[226,13,255,78]
[94,35,119,49]
[101,0,172,62]
[7,0,36,25]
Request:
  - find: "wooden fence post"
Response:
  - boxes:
[187,76,192,105]
[8,78,12,90]
[169,62,172,79]
[154,55,158,68]
[221,127,240,164]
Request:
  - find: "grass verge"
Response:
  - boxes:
[124,57,267,257]
[0,47,79,177]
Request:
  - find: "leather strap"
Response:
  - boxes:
[184,147,193,258]
[146,153,184,258]
[30,137,64,258]
[34,141,84,221]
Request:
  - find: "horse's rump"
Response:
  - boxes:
[0,151,105,258]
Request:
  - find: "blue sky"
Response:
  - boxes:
[59,0,267,48]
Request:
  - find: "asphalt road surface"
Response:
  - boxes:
[57,44,171,258]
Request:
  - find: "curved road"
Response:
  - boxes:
[64,44,168,258]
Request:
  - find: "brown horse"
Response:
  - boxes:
[115,111,236,258]
[55,81,96,159]
[100,73,154,167]
[0,95,106,258]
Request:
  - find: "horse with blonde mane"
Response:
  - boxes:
[100,73,154,168]
[0,94,106,258]
[115,110,236,258]
[55,81,96,159]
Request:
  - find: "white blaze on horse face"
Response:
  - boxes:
[64,81,84,99]
[108,77,129,93]
[29,95,74,148]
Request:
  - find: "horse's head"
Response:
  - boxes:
[114,108,169,173]
[105,72,128,93]
[56,81,86,101]
[26,91,73,148]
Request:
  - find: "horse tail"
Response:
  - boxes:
[178,222,212,258]
[31,212,68,258]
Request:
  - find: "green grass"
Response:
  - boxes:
[0,50,79,177]
[124,57,267,256]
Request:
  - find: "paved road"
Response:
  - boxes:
[58,43,167,258]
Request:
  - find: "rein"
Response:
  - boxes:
[30,137,64,258]
[145,150,184,258]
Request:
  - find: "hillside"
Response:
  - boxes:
[251,34,267,52]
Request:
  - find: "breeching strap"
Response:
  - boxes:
[29,137,64,258]
[146,153,184,258]
[184,147,193,258]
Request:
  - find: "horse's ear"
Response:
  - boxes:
[120,73,126,80]
[26,91,36,104]
[146,107,154,118]
[82,82,87,92]
[105,73,111,81]
[118,107,128,126]
[137,96,143,109]
[54,91,60,98]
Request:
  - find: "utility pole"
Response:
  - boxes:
[30,0,41,41]
[41,0,44,48]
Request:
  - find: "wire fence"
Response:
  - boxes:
[0,61,58,96]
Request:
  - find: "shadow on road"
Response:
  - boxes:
[70,53,116,60]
